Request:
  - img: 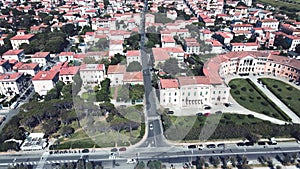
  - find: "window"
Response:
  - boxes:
[175,92,177,96]
[224,91,226,94]
[174,99,176,102]
[194,92,196,96]
[188,92,190,96]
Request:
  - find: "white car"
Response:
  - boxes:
[126,159,137,164]
[109,152,117,159]
[149,124,153,130]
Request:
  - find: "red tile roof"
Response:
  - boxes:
[31,52,50,58]
[177,76,211,86]
[160,79,179,88]
[18,63,39,70]
[3,49,23,55]
[80,64,105,71]
[126,50,140,57]
[0,72,23,81]
[152,48,170,61]
[10,34,34,40]
[107,64,126,74]
[123,72,143,82]
[32,70,58,81]
[59,66,80,75]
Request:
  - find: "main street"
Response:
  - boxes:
[1,141,300,168]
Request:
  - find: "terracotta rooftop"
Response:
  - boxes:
[160,79,179,89]
[152,48,170,62]
[126,50,140,57]
[0,72,23,81]
[10,34,34,40]
[3,49,23,55]
[80,64,105,71]
[123,71,143,82]
[59,66,80,75]
[32,70,58,81]
[18,63,39,70]
[31,52,50,58]
[107,64,126,74]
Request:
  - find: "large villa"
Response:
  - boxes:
[159,51,300,108]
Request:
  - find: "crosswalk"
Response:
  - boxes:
[8,160,79,166]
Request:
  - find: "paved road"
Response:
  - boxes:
[1,141,300,168]
[138,0,168,148]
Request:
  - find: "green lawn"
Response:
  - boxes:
[51,105,145,150]
[116,85,130,102]
[229,78,290,121]
[259,78,300,118]
[161,113,299,141]
[256,0,300,11]
[110,87,116,99]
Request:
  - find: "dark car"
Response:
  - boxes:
[245,142,254,146]
[196,113,203,116]
[215,111,222,114]
[204,106,211,110]
[111,148,118,152]
[167,111,174,114]
[267,142,277,145]
[258,142,266,145]
[188,145,197,149]
[237,142,245,146]
[206,144,216,149]
[217,143,225,148]
[82,149,89,153]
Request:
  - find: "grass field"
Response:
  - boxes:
[256,0,300,12]
[259,78,300,118]
[51,105,144,149]
[229,78,290,121]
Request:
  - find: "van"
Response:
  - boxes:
[10,102,19,109]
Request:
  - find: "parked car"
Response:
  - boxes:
[215,111,222,114]
[203,105,211,110]
[126,159,137,164]
[196,113,203,116]
[119,147,126,152]
[258,142,266,145]
[167,111,174,114]
[237,142,245,146]
[149,124,153,130]
[204,113,210,117]
[188,145,197,149]
[82,149,89,153]
[206,144,216,149]
[217,143,225,148]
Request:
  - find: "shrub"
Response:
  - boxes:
[287,97,292,100]
[237,114,245,119]
[241,87,247,91]
[220,119,226,123]
[249,88,254,92]
[247,114,255,119]
[257,96,261,100]
[277,88,282,92]
[272,113,279,118]
[240,96,246,101]
[261,102,268,106]
[224,115,231,120]
[262,110,270,116]
[234,90,240,95]
[287,86,293,91]
[230,84,237,89]
[272,84,278,88]
[249,96,254,100]
[249,100,253,103]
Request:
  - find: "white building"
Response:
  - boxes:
[20,133,47,151]
[31,52,51,67]
[161,36,176,48]
[126,50,141,66]
[80,64,106,87]
[58,52,75,62]
[18,63,40,77]
[109,40,124,57]
[2,49,25,61]
[32,71,59,96]
[230,43,259,51]
[0,72,27,97]
[107,64,126,86]
[59,66,80,84]
[10,34,34,50]
[256,19,279,31]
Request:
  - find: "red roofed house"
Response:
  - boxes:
[162,36,176,48]
[107,64,126,86]
[126,50,141,66]
[80,64,106,87]
[31,52,51,67]
[0,60,11,73]
[18,63,40,76]
[152,48,170,67]
[2,49,25,61]
[230,42,258,51]
[0,72,27,96]
[32,71,59,96]
[58,52,75,62]
[109,40,124,57]
[59,66,80,84]
[122,71,143,85]
[10,34,35,50]
[159,79,180,106]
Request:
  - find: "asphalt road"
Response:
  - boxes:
[1,142,300,168]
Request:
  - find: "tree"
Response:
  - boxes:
[96,78,111,102]
[110,53,126,65]
[62,23,76,37]
[61,83,72,98]
[135,161,145,169]
[162,58,181,75]
[44,88,59,101]
[60,126,74,137]
[94,38,109,51]
[127,61,142,72]
[56,81,65,94]
[42,118,60,136]
[129,84,144,101]
[246,133,260,143]
[147,160,162,169]
[231,35,247,43]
